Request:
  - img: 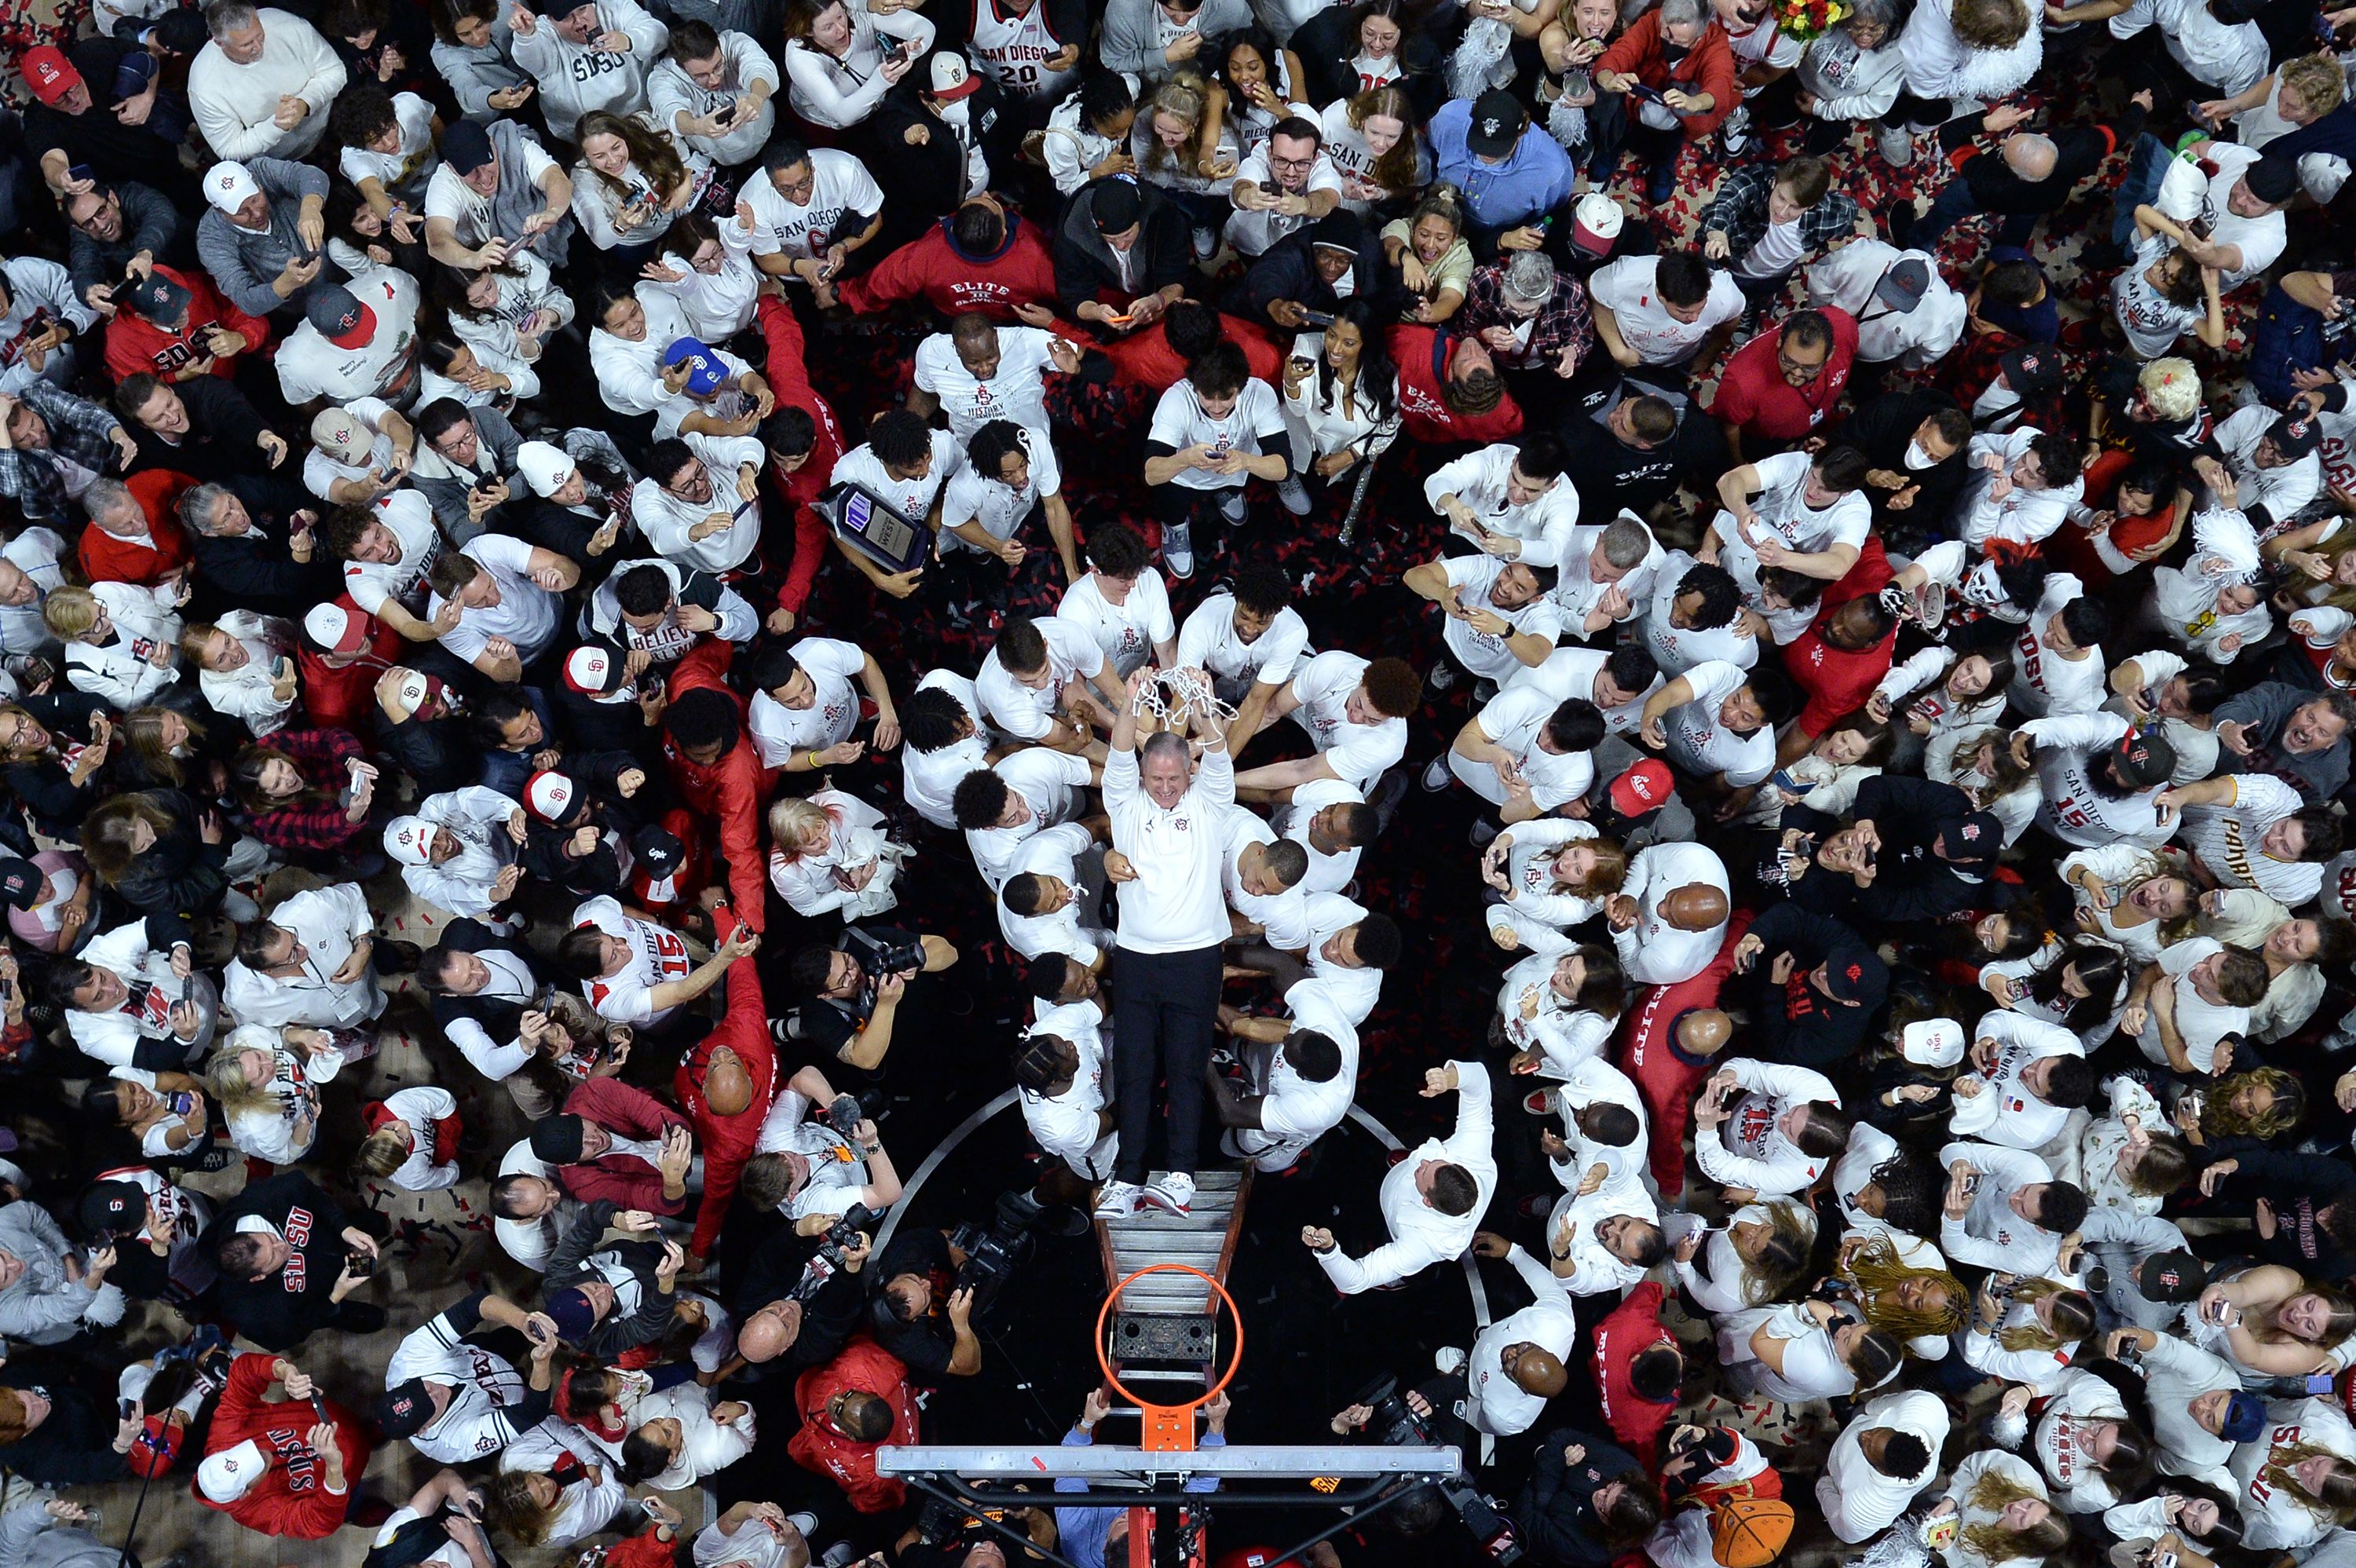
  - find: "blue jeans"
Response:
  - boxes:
[2111,132,2176,250]
[1909,178,2042,252]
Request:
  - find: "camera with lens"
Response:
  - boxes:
[1352,1376,1523,1565]
[913,1496,1013,1548]
[946,1191,1049,1316]
[792,1202,884,1303]
[835,926,927,1022]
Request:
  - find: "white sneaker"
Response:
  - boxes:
[1720,106,1749,156]
[1276,476,1312,516]
[1434,1347,1469,1376]
[1095,1181,1143,1218]
[1878,123,1915,167]
[1218,489,1248,524]
[1421,755,1454,792]
[1140,1171,1195,1215]
[1163,521,1194,579]
[785,1515,821,1543]
[1192,225,1217,261]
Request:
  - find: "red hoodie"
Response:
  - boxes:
[196,1353,372,1539]
[1781,537,1896,737]
[102,265,273,386]
[1592,1282,1679,1468]
[78,469,195,587]
[839,211,1059,321]
[553,1077,694,1212]
[756,295,847,626]
[788,1338,919,1513]
[1100,311,1285,392]
[661,640,776,927]
[296,595,403,734]
[1618,910,1751,1197]
[1387,326,1524,445]
[673,902,777,1259]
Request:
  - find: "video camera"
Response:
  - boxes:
[791,1202,884,1303]
[948,1191,1042,1317]
[1352,1376,1523,1565]
[913,1495,1016,1549]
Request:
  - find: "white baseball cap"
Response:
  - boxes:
[204,160,259,214]
[384,816,436,868]
[526,769,576,824]
[198,1438,267,1504]
[1901,1018,1966,1069]
[303,601,370,656]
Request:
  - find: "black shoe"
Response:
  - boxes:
[1890,203,1916,247]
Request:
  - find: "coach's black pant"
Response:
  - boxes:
[1110,942,1227,1185]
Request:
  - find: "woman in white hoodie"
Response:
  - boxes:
[616,1383,755,1489]
[643,209,763,342]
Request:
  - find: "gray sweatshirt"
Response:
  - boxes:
[1098,0,1254,80]
[2214,680,2352,796]
[431,35,533,117]
[0,1202,126,1346]
[0,1508,120,1568]
[193,155,331,319]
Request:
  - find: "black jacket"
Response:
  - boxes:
[199,1172,353,1351]
[1737,901,1887,1069]
[1515,1429,1646,1568]
[870,75,1012,242]
[734,1228,866,1372]
[542,1201,680,1357]
[1292,5,1444,119]
[380,708,477,795]
[1843,774,2007,926]
[1054,179,1194,328]
[189,506,337,621]
[0,1367,129,1486]
[1226,221,1394,333]
[126,375,276,485]
[1940,102,2148,215]
[105,788,227,949]
[2226,1149,2356,1283]
[1563,377,1726,516]
[1828,389,1968,540]
[427,918,544,1047]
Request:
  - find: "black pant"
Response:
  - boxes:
[1110,942,1227,1183]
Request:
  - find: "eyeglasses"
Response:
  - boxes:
[1776,349,1827,381]
[1268,154,1317,174]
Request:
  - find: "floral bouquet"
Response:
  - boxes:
[1772,0,1849,39]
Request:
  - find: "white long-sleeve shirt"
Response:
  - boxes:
[1465,1244,1580,1435]
[1818,1389,1949,1541]
[1937,1140,2063,1277]
[1612,841,1730,985]
[631,433,763,574]
[1945,1011,2080,1149]
[400,786,521,918]
[780,3,935,128]
[221,883,383,1029]
[1425,444,1582,568]
[1494,949,1615,1076]
[1106,742,1235,954]
[1694,1058,1841,1197]
[1960,429,2083,550]
[188,9,347,160]
[194,609,296,736]
[1316,1062,1495,1293]
[64,923,189,1069]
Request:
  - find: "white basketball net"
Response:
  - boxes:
[1131,667,1237,725]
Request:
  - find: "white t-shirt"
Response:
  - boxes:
[2112,233,2208,358]
[975,618,1105,740]
[1020,997,1115,1179]
[748,636,865,766]
[1223,145,1345,258]
[913,325,1058,440]
[2008,574,2105,718]
[1642,551,1759,675]
[340,488,441,618]
[275,266,422,407]
[425,533,561,665]
[741,148,884,263]
[966,747,1095,889]
[1736,216,1808,280]
[2137,937,2251,1073]
[1465,685,1594,810]
[1274,776,1366,896]
[1440,554,1567,682]
[830,429,960,527]
[941,429,1061,551]
[1590,257,1746,365]
[1714,450,1872,591]
[1176,593,1310,703]
[997,821,1106,964]
[2196,144,2287,288]
[902,670,988,830]
[1147,378,1289,492]
[1288,649,1406,788]
[1663,659,1776,788]
[1220,805,1310,951]
[1055,570,1174,679]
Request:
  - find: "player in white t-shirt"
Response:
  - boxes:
[1403,553,1566,689]
[1143,340,1296,579]
[1640,552,1760,676]
[1640,656,1794,793]
[1704,445,1873,594]
[1270,777,1376,897]
[1505,644,1666,738]
[1055,521,1176,679]
[899,670,993,829]
[1174,565,1310,744]
[423,533,576,681]
[1443,689,1606,818]
[1238,649,1421,794]
[1208,975,1359,1173]
[2008,572,2109,718]
[744,141,887,286]
[909,316,1080,440]
[744,636,900,773]
[974,612,1125,751]
[938,420,1080,587]
[956,747,1100,890]
[998,821,1112,966]
[1590,252,1747,369]
[1015,1003,1118,1182]
[325,490,443,641]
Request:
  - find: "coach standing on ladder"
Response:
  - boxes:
[1095,667,1234,1222]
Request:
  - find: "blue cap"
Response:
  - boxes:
[2222,1392,2267,1444]
[664,337,725,396]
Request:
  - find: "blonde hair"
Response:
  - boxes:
[41,586,99,641]
[1996,1282,2095,1353]
[2281,53,2347,117]
[1963,1471,2069,1561]
[2138,356,2203,422]
[1139,81,1207,177]
[355,1124,412,1179]
[767,796,836,859]
[205,1038,292,1120]
[1840,1234,1967,1341]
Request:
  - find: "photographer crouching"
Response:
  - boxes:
[784,925,960,1078]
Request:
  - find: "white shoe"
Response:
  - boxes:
[1434,1347,1469,1376]
[1140,1171,1195,1215]
[1192,225,1218,261]
[1095,1181,1143,1218]
[1162,521,1194,579]
[1878,123,1915,167]
[1277,476,1312,516]
[1218,489,1248,524]
[785,1515,821,1543]
[1421,755,1454,792]
[1720,106,1749,156]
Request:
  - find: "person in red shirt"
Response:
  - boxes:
[658,640,776,927]
[298,599,404,735]
[1099,300,1285,393]
[77,470,194,587]
[194,1353,373,1540]
[786,1337,919,1514]
[755,294,847,637]
[1707,308,1856,460]
[836,197,1060,322]
[101,266,270,387]
[1590,1281,1682,1469]
[1387,325,1524,445]
[1617,911,1746,1197]
[1590,3,1740,201]
[673,898,778,1263]
[1780,539,1897,744]
[530,1077,696,1213]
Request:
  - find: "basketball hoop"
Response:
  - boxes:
[1097,1263,1242,1454]
[1131,667,1238,727]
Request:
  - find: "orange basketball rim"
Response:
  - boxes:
[1095,1263,1243,1455]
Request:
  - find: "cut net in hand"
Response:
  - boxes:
[1132,667,1238,726]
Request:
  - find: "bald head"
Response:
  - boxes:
[703,1047,753,1117]
[1676,1007,1733,1057]
[1511,1346,1568,1396]
[737,1298,803,1363]
[1661,884,1729,932]
[2003,133,2058,181]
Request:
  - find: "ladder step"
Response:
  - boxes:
[1114,1367,1209,1383]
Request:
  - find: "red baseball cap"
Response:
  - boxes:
[1607,758,1673,820]
[21,46,82,106]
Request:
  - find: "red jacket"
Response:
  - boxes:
[196,1353,371,1538]
[1592,1282,1678,1468]
[1593,12,1740,140]
[756,295,847,624]
[787,1338,918,1513]
[839,212,1059,321]
[555,1077,693,1213]
[362,1096,463,1168]
[674,902,777,1259]
[78,469,195,587]
[660,640,776,928]
[102,265,273,386]
[1387,327,1524,445]
[1782,538,1896,737]
[1102,312,1284,392]
[294,596,403,735]
[1618,910,1751,1197]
